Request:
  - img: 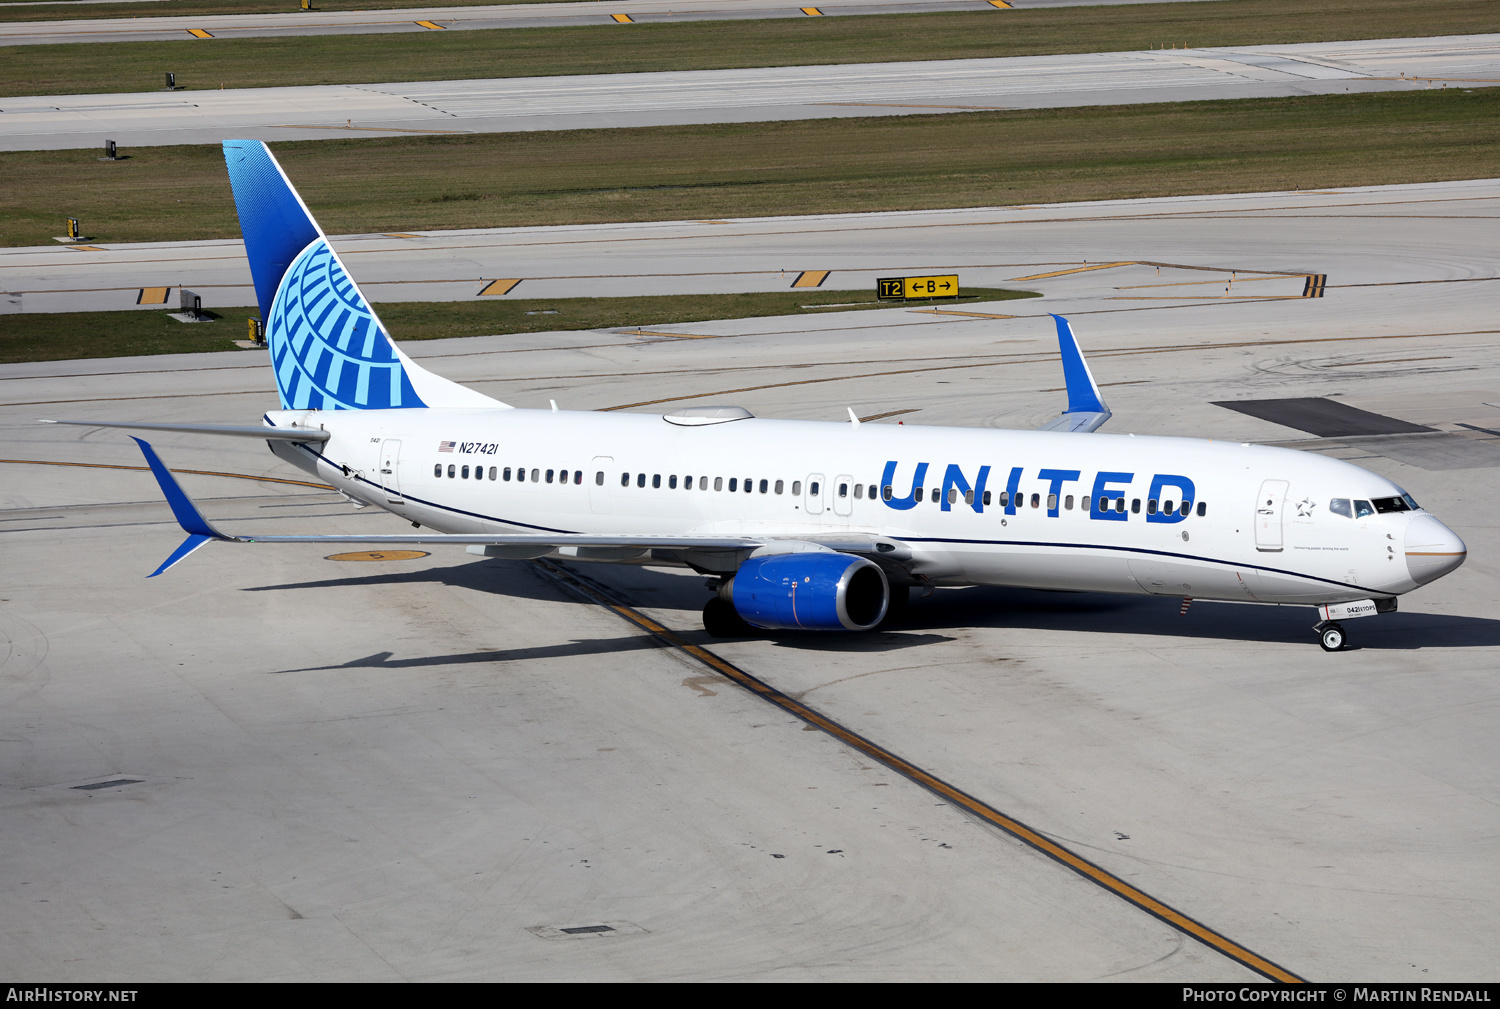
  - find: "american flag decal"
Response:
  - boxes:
[438,440,455,453]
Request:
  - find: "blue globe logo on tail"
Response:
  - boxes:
[267,238,425,411]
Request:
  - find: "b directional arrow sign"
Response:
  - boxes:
[877,275,960,301]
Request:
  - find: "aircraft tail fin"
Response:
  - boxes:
[222,140,504,412]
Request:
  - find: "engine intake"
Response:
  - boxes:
[728,552,889,631]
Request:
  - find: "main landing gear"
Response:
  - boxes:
[1315,621,1347,652]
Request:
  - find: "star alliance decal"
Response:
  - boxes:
[1295,497,1317,517]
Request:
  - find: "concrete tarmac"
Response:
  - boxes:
[4,34,1495,151]
[3,180,1499,979]
[0,0,1226,46]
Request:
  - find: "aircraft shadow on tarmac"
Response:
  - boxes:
[245,559,1500,653]
[898,586,1500,651]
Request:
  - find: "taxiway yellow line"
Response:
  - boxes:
[0,458,330,490]
[532,558,1306,984]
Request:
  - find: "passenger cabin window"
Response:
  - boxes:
[868,485,877,499]
[982,491,992,506]
[653,474,661,489]
[1331,498,1352,518]
[1147,499,1157,515]
[839,482,848,498]
[881,485,891,501]
[489,467,497,480]
[531,469,539,482]
[545,469,554,484]
[854,484,863,499]
[433,464,441,477]
[965,490,974,505]
[744,478,753,494]
[761,480,770,494]
[447,464,456,478]
[931,488,941,504]
[794,481,803,496]
[597,471,605,486]
[715,477,724,491]
[1354,499,1374,518]
[684,475,693,489]
[1064,494,1074,510]
[776,480,785,495]
[1081,495,1090,512]
[810,481,820,496]
[1131,498,1141,514]
[1031,493,1040,509]
[517,467,526,482]
[729,478,738,492]
[669,475,678,489]
[1196,501,1207,517]
[638,473,646,488]
[699,476,708,490]
[1047,493,1057,511]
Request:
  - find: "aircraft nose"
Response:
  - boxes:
[1405,514,1467,586]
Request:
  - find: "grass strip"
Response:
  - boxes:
[3,0,1497,97]
[0,0,580,23]
[0,288,1038,364]
[3,88,1495,248]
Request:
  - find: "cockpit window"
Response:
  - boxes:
[1354,499,1375,519]
[1372,496,1410,514]
[1402,492,1420,511]
[1330,498,1352,518]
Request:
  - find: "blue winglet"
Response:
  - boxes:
[131,437,228,577]
[1051,314,1107,414]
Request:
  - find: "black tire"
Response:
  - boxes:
[703,596,753,638]
[1319,623,1346,652]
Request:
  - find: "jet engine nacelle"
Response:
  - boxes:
[728,552,889,631]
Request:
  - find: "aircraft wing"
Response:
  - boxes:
[129,436,905,577]
[1036,314,1112,433]
[41,418,330,442]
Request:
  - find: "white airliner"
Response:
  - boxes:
[50,140,1467,651]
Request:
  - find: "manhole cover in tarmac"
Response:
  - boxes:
[527,921,648,941]
[325,550,430,562]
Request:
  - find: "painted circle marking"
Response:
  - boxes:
[325,550,430,562]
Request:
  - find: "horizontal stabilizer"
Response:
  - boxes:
[1038,314,1112,433]
[42,419,329,442]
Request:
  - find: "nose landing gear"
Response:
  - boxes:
[1315,621,1347,652]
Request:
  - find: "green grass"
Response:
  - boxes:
[0,288,1038,364]
[3,0,1497,97]
[0,0,581,23]
[3,88,1496,249]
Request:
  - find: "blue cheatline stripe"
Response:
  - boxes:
[289,445,1373,594]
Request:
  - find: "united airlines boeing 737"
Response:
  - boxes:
[48,141,1467,651]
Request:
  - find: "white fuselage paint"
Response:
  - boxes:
[265,406,1449,606]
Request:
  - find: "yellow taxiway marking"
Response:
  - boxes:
[908,308,1017,319]
[792,270,830,288]
[414,20,445,29]
[1116,275,1286,290]
[382,233,423,239]
[326,550,430,562]
[611,13,635,22]
[66,245,105,252]
[136,287,170,305]
[1009,262,1135,281]
[624,328,721,340]
[988,0,1014,6]
[0,458,330,490]
[801,6,824,15]
[533,559,1307,985]
[478,279,522,296]
[187,28,214,39]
